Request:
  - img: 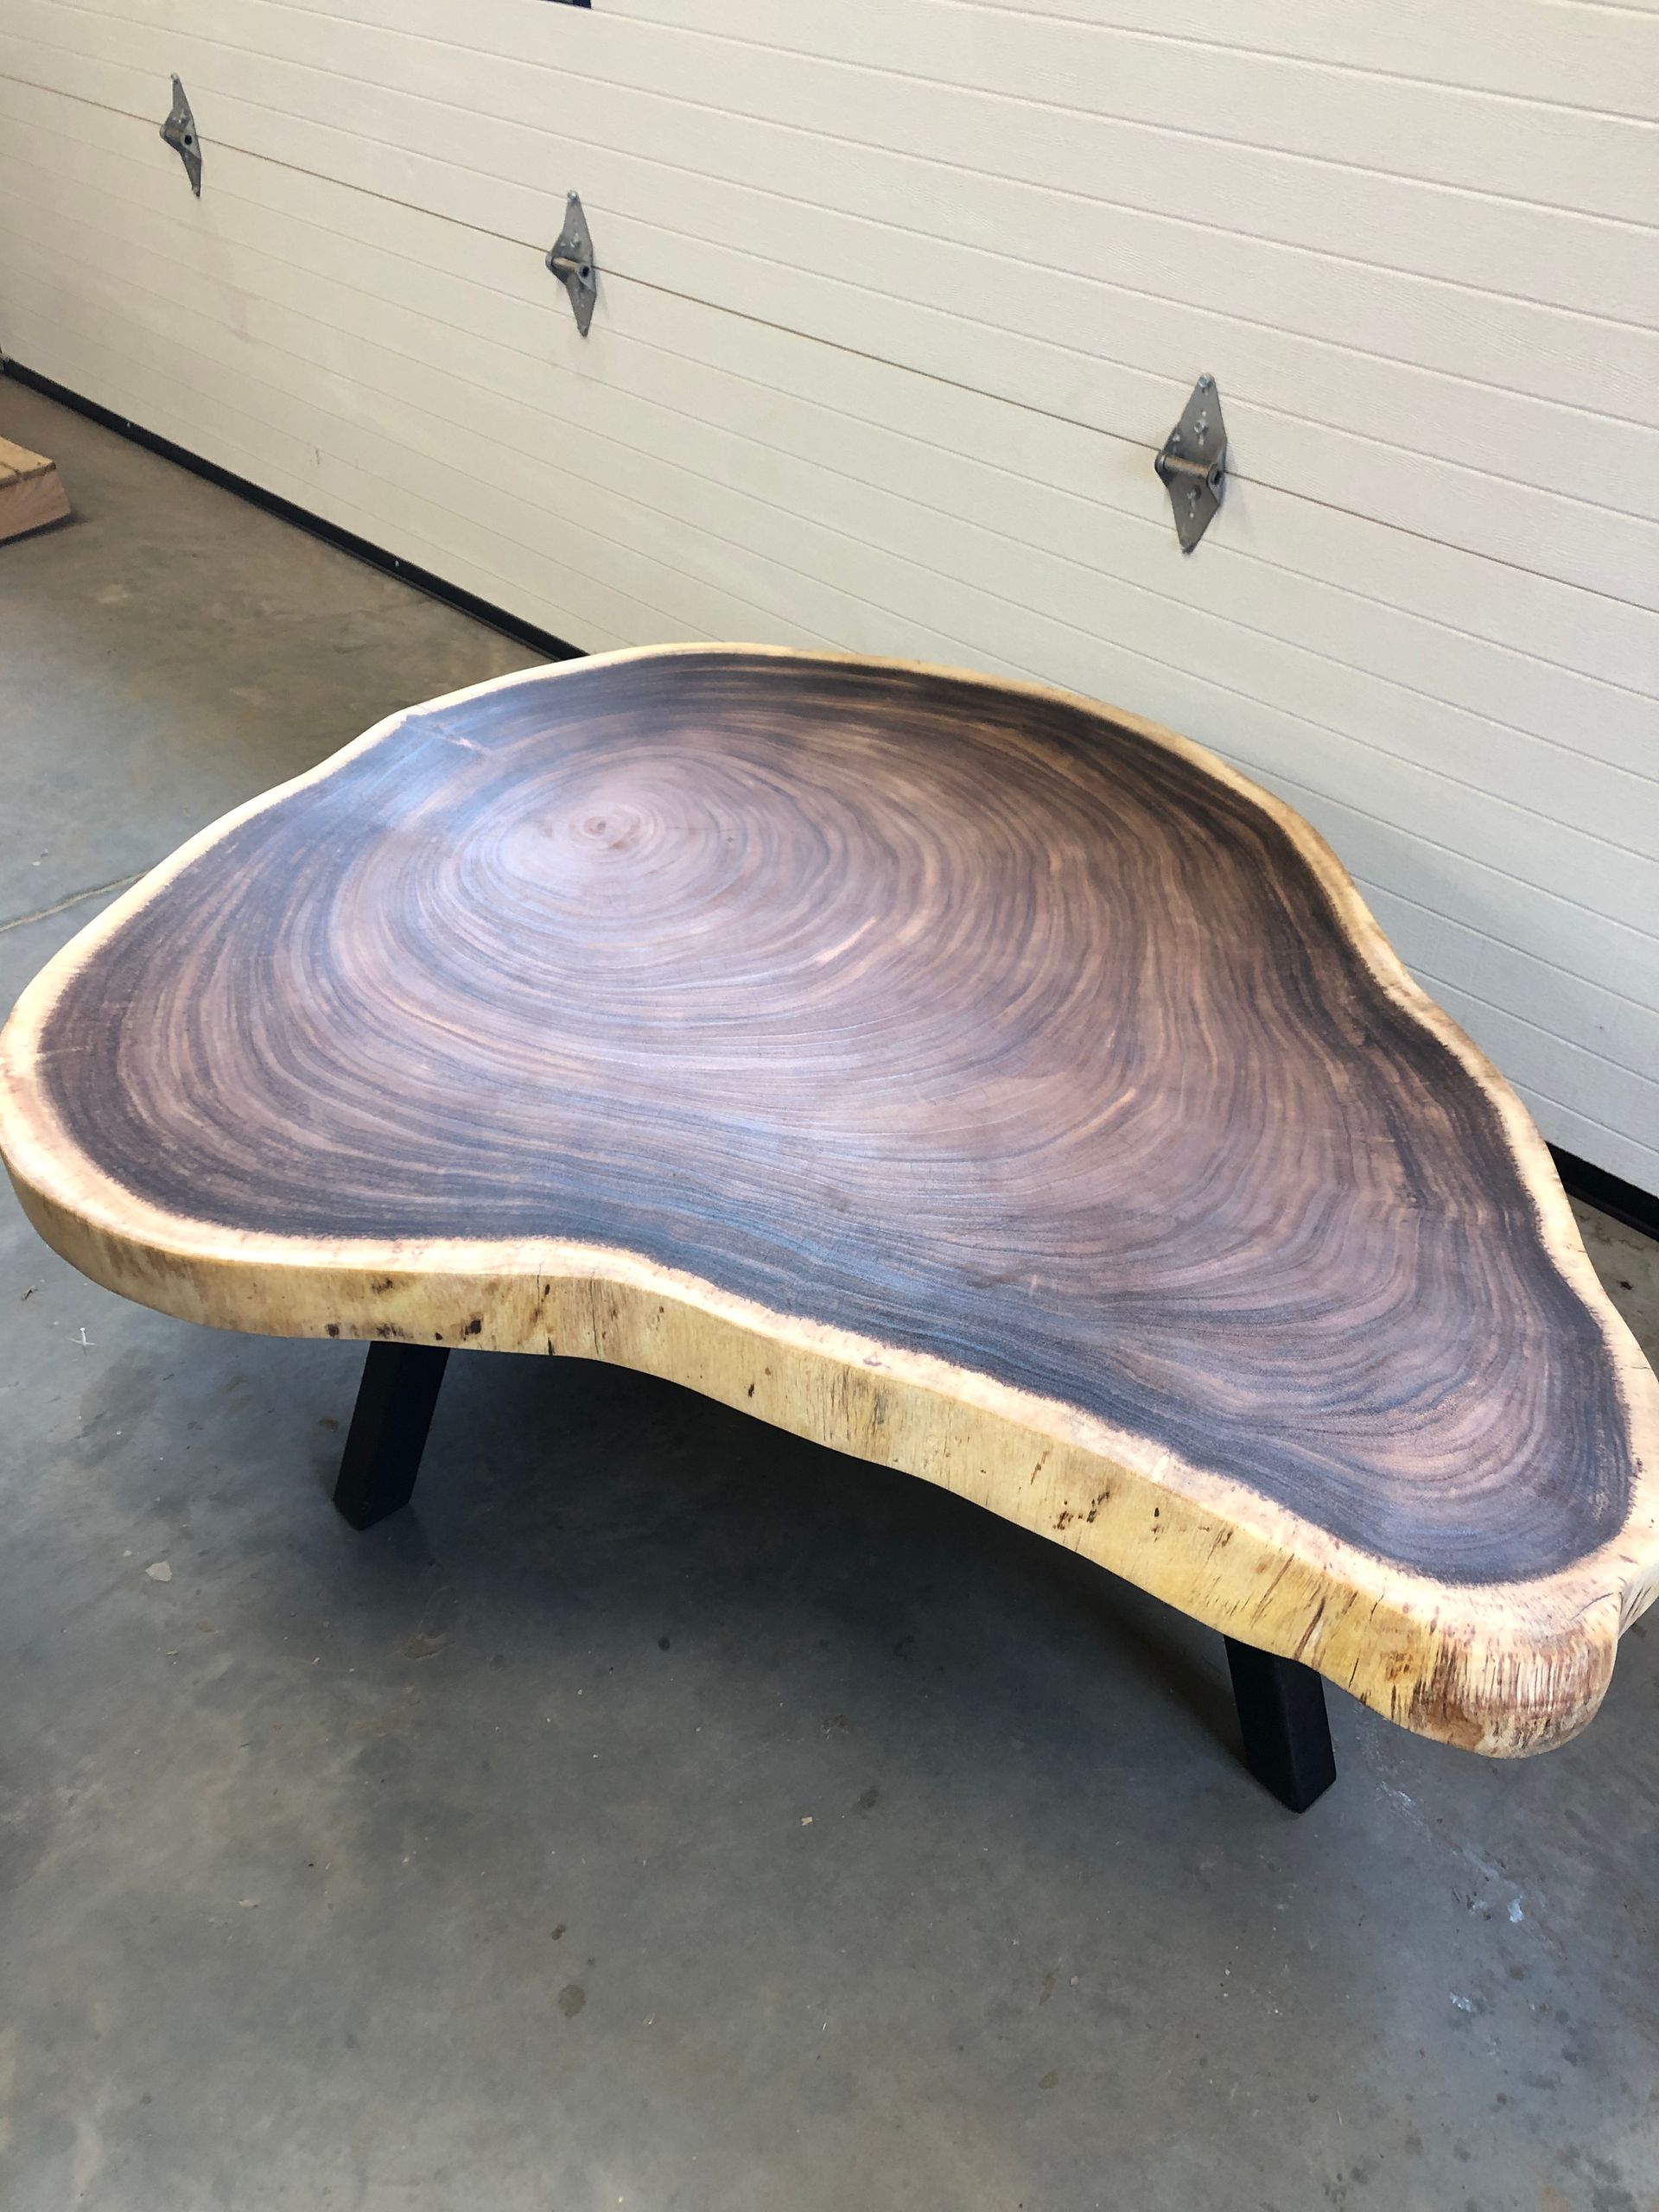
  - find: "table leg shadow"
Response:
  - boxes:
[331,1339,1336,1810]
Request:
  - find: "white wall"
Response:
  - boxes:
[2,0,1655,1186]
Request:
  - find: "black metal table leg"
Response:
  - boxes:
[1224,1637,1337,1811]
[333,1341,451,1529]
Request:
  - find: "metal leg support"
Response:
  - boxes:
[1224,1637,1337,1812]
[333,1341,450,1529]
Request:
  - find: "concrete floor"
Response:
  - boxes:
[2,381,1656,2212]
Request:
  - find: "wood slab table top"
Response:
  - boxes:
[3,645,1655,1755]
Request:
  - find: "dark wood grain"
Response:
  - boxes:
[4,647,1655,1751]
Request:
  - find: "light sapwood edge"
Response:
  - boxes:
[3,644,1656,1756]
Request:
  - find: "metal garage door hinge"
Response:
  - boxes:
[1155,375,1226,552]
[160,75,201,197]
[545,194,598,336]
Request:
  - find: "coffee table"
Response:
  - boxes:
[4,646,1655,1810]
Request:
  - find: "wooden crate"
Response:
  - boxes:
[0,435,71,543]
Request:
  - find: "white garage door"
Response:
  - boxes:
[2,0,1655,1190]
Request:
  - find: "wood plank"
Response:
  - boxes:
[0,433,69,540]
[2,648,1655,1755]
[0,431,56,480]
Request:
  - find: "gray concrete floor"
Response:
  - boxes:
[2,381,1656,2212]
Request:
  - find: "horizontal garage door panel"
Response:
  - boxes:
[22,0,1658,358]
[74,0,1659,227]
[604,0,1659,147]
[5,2,1658,607]
[9,74,1654,740]
[613,0,1659,118]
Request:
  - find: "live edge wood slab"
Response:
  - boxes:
[3,646,1656,1762]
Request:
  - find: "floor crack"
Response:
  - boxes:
[0,868,149,936]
